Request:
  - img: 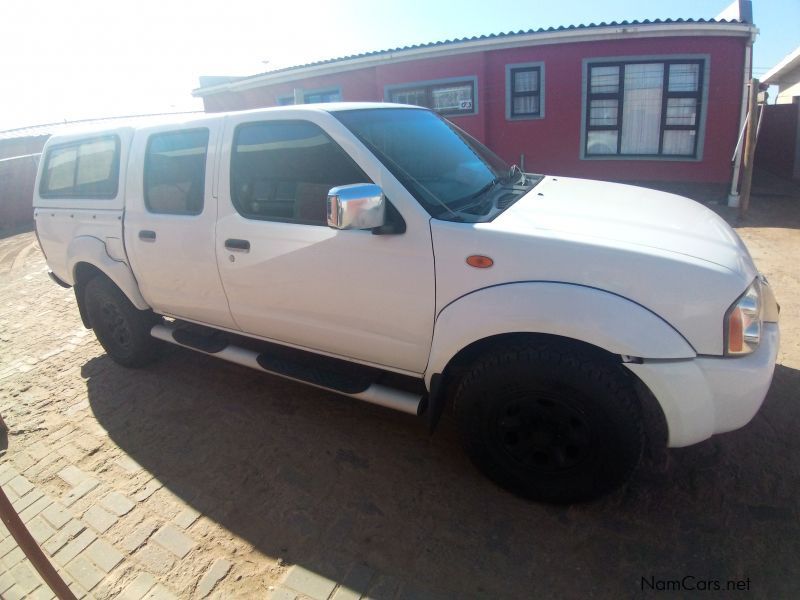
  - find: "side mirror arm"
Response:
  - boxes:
[371,201,406,235]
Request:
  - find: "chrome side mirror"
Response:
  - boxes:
[327,184,386,230]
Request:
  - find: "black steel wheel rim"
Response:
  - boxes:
[100,301,132,349]
[490,387,592,473]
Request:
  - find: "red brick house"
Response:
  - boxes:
[193,18,757,193]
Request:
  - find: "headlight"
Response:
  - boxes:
[724,279,762,355]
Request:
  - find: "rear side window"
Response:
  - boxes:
[40,135,120,198]
[144,129,209,215]
[230,120,369,225]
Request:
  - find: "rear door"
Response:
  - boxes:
[124,120,237,329]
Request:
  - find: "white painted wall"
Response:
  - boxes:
[775,65,800,104]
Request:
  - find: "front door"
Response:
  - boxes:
[215,113,435,373]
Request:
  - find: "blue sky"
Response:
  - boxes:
[0,0,797,131]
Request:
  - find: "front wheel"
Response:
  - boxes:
[84,276,162,368]
[454,342,644,503]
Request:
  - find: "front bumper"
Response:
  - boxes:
[625,322,780,447]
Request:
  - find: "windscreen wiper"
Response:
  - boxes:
[455,177,500,206]
[504,164,526,186]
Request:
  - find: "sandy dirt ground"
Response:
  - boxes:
[0,183,798,598]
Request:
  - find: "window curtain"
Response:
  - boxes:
[620,64,663,155]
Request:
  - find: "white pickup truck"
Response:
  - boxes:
[33,103,779,503]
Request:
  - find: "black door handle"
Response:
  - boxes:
[139,230,156,241]
[225,238,250,252]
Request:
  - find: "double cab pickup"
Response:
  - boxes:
[33,104,780,502]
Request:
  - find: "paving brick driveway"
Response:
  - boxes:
[1,194,799,599]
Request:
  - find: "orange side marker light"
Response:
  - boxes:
[728,308,744,353]
[466,255,494,269]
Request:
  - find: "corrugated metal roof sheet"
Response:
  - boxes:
[194,18,749,93]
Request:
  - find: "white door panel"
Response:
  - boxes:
[217,213,432,372]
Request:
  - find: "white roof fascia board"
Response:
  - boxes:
[762,46,800,85]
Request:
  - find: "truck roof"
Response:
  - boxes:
[42,103,418,144]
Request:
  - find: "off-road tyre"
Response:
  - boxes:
[84,275,162,368]
[453,341,644,503]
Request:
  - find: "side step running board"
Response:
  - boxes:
[151,323,423,416]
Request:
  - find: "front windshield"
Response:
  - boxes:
[334,108,511,219]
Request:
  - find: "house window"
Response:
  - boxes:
[276,89,342,105]
[508,65,543,119]
[387,78,476,116]
[304,88,341,103]
[584,59,705,158]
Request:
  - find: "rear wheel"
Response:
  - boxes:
[84,276,161,368]
[454,342,644,503]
